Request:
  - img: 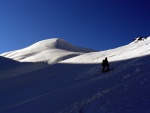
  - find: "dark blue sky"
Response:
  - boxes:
[0,0,150,53]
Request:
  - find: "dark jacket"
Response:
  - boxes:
[102,58,109,66]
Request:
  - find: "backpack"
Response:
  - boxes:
[102,60,105,66]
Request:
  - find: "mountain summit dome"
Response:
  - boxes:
[1,38,95,63]
[19,38,95,53]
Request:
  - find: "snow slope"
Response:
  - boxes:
[0,56,49,79]
[0,37,150,113]
[1,38,95,64]
[61,37,150,64]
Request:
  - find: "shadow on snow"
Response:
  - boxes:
[0,55,150,113]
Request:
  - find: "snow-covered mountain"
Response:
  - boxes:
[0,37,150,113]
[61,36,150,63]
[1,38,95,64]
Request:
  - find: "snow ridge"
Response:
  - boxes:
[61,36,150,64]
[1,38,95,64]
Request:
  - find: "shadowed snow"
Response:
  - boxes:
[0,37,150,113]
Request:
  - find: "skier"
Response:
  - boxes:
[102,57,109,72]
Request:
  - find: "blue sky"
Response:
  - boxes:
[0,0,150,53]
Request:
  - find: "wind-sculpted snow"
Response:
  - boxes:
[0,37,150,113]
[1,38,95,64]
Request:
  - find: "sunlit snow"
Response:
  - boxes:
[0,37,150,113]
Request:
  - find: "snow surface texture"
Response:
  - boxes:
[0,37,150,113]
[1,38,95,64]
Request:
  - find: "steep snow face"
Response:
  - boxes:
[61,36,150,64]
[1,38,95,64]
